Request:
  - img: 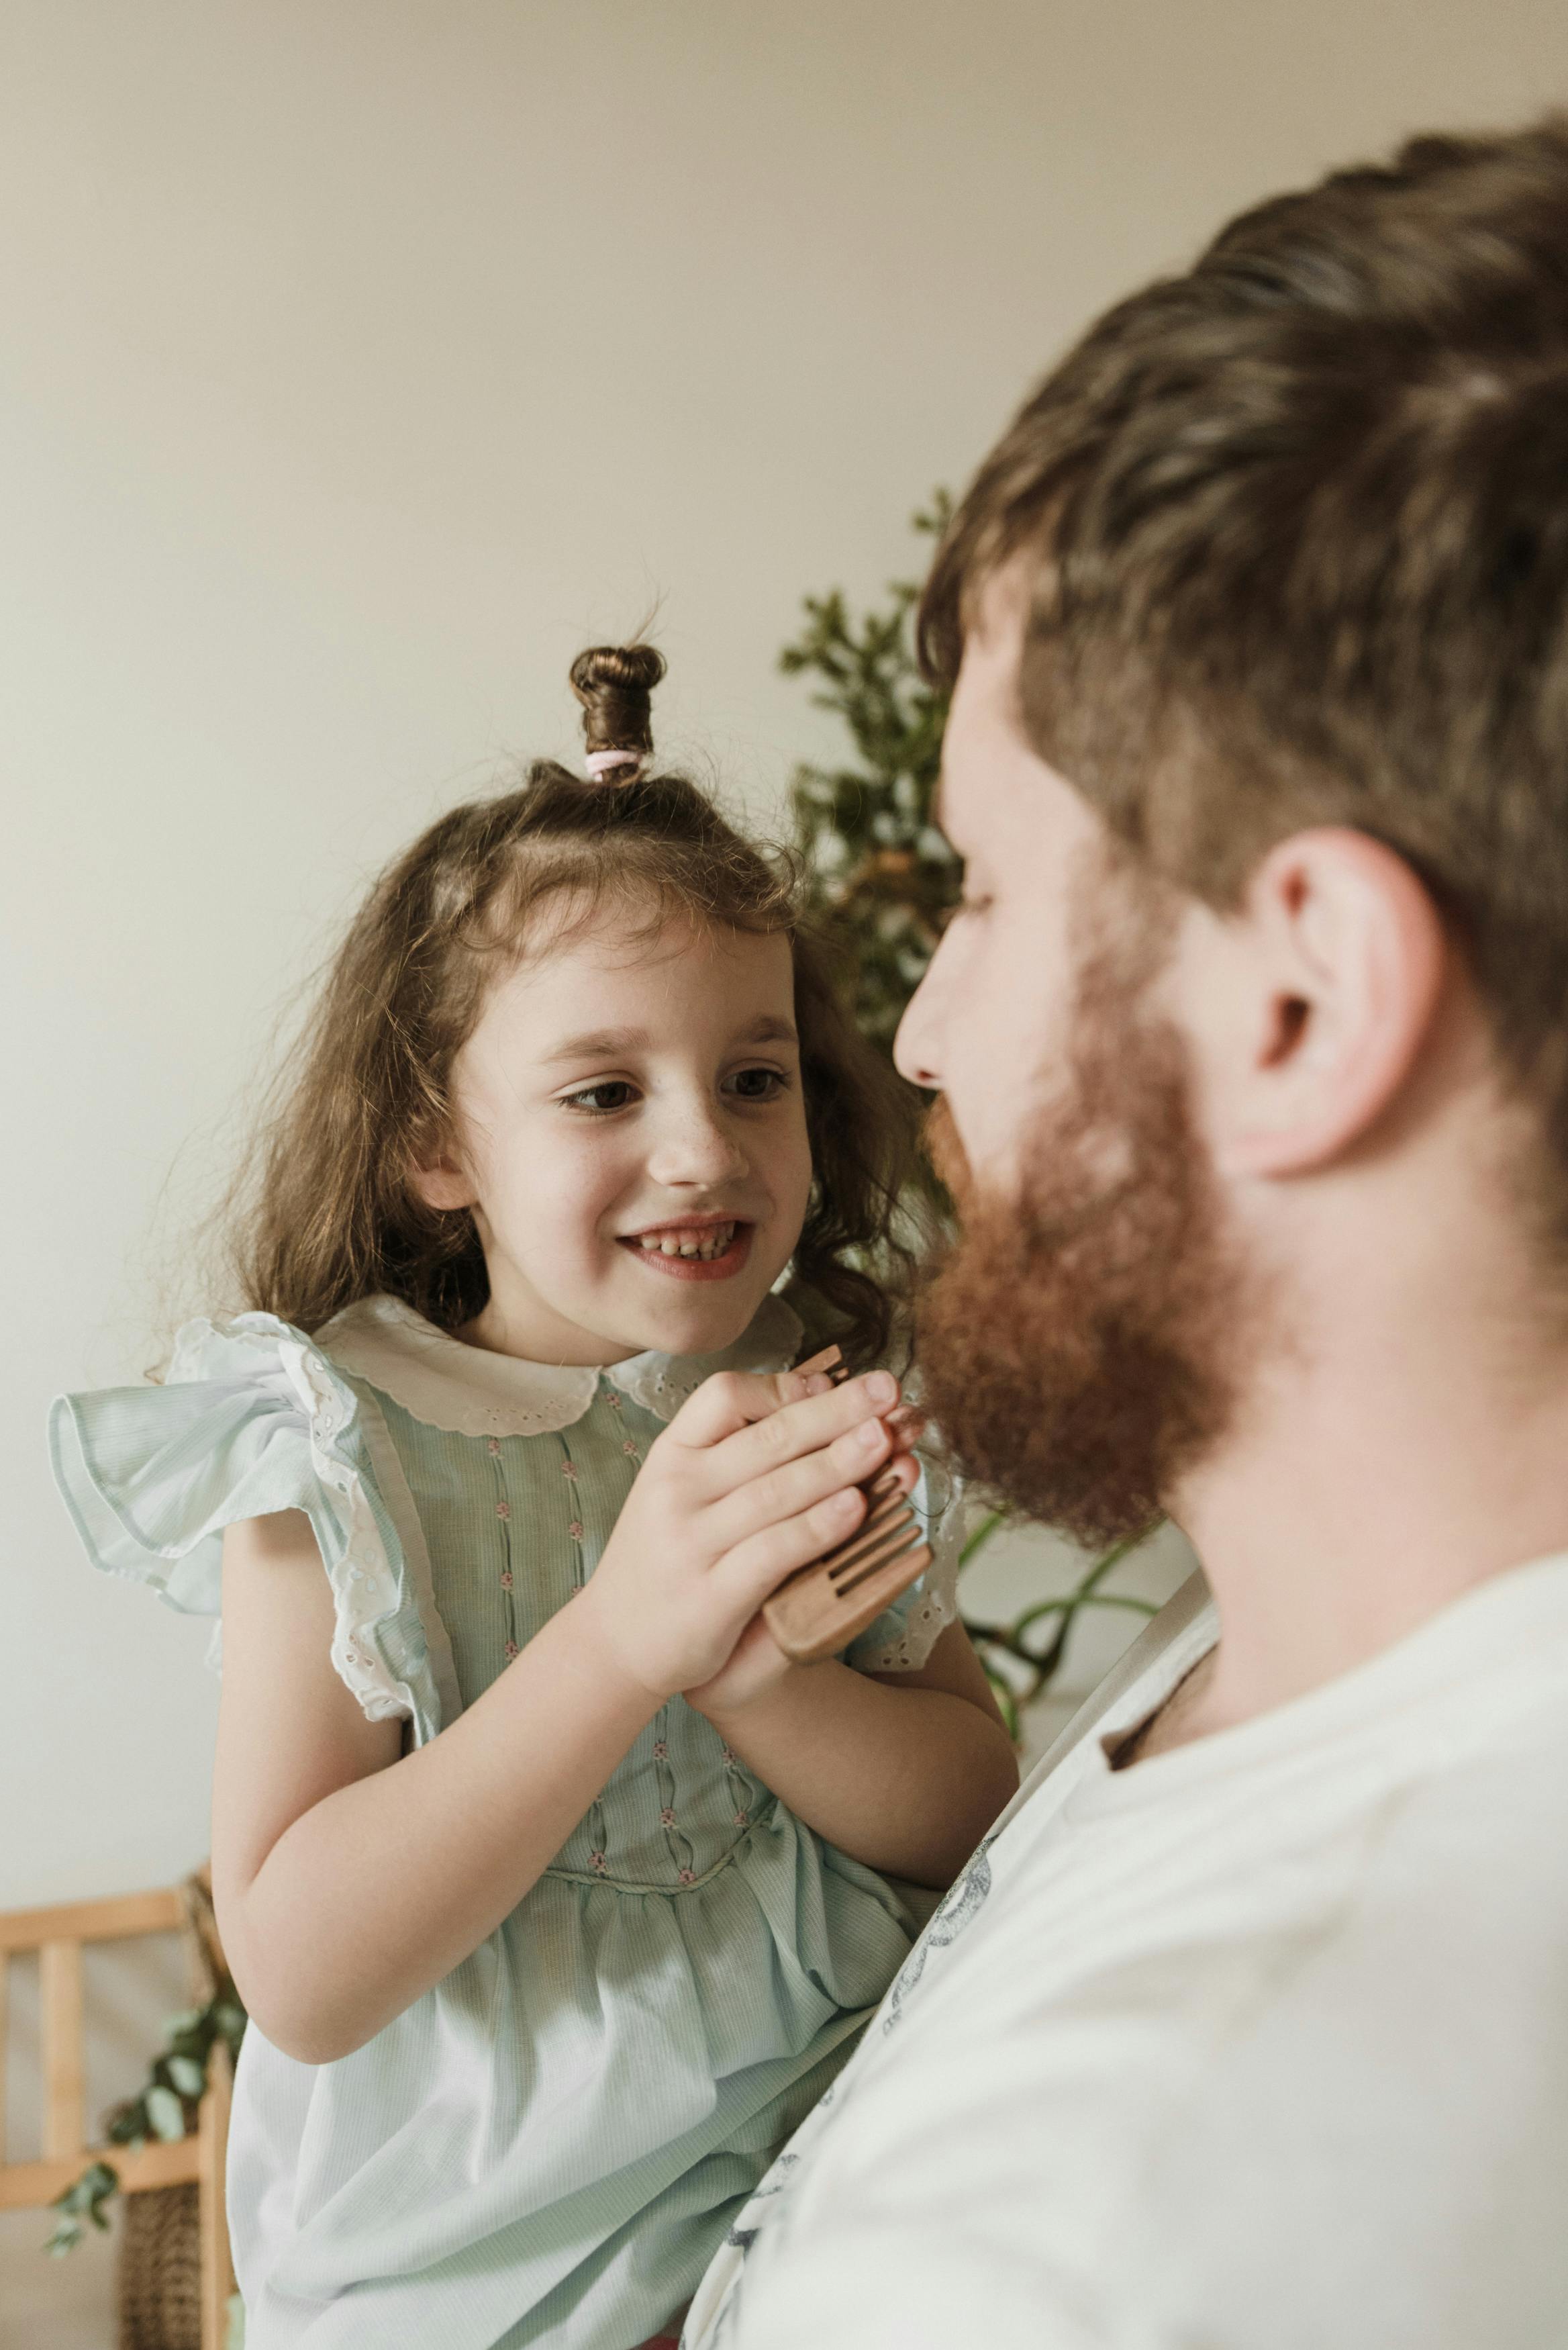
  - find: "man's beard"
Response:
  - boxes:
[916,935,1258,1550]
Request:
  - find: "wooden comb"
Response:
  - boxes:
[763,1346,932,1666]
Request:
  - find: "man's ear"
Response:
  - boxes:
[1213,828,1448,1179]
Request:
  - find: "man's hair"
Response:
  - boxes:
[921,118,1568,1176]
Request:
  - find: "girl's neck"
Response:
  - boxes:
[461,1291,644,1371]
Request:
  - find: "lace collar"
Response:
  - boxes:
[315,1290,807,1442]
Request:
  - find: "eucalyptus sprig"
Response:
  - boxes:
[44,1985,246,2253]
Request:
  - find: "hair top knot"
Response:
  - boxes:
[570,643,665,782]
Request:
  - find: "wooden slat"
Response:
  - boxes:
[0,2136,201,2209]
[199,2038,236,2349]
[39,1942,83,2162]
[0,1890,185,1954]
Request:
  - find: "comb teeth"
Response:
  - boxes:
[826,1474,908,1566]
[820,1489,926,1597]
[795,1350,920,1595]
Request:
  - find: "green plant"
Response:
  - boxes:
[45,1985,246,2254]
[957,1524,1161,1744]
[782,494,959,1052]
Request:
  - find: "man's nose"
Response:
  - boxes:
[646,1101,749,1187]
[893,968,942,1092]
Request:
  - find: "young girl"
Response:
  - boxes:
[50,647,1016,2350]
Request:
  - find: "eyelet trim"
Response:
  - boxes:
[154,1315,443,1738]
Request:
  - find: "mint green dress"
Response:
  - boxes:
[49,1290,962,2350]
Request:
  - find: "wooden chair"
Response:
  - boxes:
[0,1879,236,2349]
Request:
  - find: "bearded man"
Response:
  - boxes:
[685,118,1568,2350]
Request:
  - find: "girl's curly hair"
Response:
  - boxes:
[226,646,920,1367]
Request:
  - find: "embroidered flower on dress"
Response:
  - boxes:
[499,1570,513,1590]
[660,1807,677,1826]
[487,1436,501,1456]
[504,1638,520,1659]
[589,1850,608,1875]
[652,1740,668,1759]
[562,1460,578,1480]
[719,1744,737,1763]
[622,1440,638,1458]
[733,1810,749,1828]
[677,1867,695,1886]
[567,1519,583,1541]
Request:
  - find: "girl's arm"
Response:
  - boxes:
[212,1363,906,2065]
[687,1627,1018,1889]
[213,1517,657,2065]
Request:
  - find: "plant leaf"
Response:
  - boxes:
[146,2085,187,2142]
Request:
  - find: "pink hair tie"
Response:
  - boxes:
[585,749,645,782]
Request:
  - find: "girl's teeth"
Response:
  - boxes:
[636,1223,735,1261]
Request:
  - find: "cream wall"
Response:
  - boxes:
[6,0,1568,1924]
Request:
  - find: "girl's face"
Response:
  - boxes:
[414,900,814,1366]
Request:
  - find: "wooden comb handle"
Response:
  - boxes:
[761,1344,929,1664]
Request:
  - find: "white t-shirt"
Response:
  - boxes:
[688,1555,1568,2349]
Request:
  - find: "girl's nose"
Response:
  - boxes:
[645,1105,748,1189]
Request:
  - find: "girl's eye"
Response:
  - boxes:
[562,1081,640,1114]
[725,1066,787,1102]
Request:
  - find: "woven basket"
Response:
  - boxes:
[114,1869,232,2350]
[118,2181,202,2350]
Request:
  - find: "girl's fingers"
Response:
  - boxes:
[703,1413,897,1552]
[884,1403,928,1448]
[713,1449,922,1616]
[665,1361,844,1452]
[697,1370,901,1497]
[713,1485,871,1613]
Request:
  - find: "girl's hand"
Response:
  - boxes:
[683,1444,921,1718]
[572,1362,910,1702]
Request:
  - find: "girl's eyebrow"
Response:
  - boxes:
[539,1016,797,1066]
[740,1017,799,1048]
[538,1025,650,1065]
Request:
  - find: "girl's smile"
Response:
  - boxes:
[620,1216,756,1280]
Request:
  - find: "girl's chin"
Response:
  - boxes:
[603,1243,779,1353]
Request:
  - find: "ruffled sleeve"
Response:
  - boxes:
[842,1449,967,1675]
[48,1312,444,1746]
